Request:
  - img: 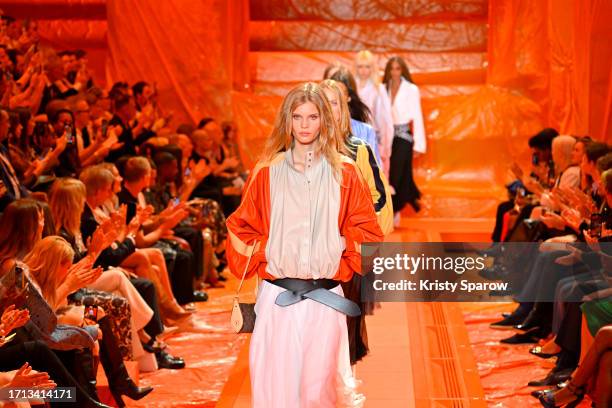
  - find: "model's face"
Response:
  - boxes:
[291,102,320,146]
[571,141,585,165]
[356,62,371,81]
[322,88,341,124]
[390,61,402,81]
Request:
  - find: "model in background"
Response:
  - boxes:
[354,51,394,176]
[320,78,393,407]
[226,83,383,407]
[323,65,381,165]
[383,56,426,221]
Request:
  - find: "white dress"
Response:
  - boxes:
[357,79,394,175]
[250,150,347,408]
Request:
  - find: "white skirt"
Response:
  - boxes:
[250,280,347,408]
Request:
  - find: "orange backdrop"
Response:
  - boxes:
[2,0,610,217]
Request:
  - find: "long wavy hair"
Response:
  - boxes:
[0,199,43,267]
[329,67,372,124]
[319,79,352,140]
[260,82,344,179]
[23,236,74,310]
[383,56,414,88]
[49,178,87,237]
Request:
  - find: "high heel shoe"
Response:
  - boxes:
[530,345,561,359]
[538,380,585,407]
[110,379,154,407]
[98,317,154,407]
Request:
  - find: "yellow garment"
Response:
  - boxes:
[352,139,394,236]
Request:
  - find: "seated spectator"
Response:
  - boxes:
[49,177,157,366]
[23,236,153,407]
[118,157,208,305]
[0,109,29,210]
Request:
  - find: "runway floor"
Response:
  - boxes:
[113,217,587,407]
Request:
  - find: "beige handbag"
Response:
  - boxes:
[230,245,257,333]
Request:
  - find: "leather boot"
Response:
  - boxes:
[98,317,153,407]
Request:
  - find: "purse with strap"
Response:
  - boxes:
[230,244,257,333]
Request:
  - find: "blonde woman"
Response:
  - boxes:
[226,82,384,407]
[355,50,394,175]
[23,236,153,407]
[49,178,155,363]
[320,79,393,407]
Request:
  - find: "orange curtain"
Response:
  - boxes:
[105,0,249,125]
[488,0,612,139]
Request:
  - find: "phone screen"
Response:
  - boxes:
[65,125,74,144]
[590,213,603,238]
[84,305,97,322]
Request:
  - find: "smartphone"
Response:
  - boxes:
[172,197,180,206]
[84,305,97,322]
[185,167,191,177]
[590,213,603,238]
[65,124,74,144]
[101,120,108,137]
[83,297,97,322]
[532,153,539,166]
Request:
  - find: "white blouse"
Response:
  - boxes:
[388,78,427,154]
[357,79,395,167]
[265,150,345,280]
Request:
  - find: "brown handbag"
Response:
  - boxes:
[230,245,257,333]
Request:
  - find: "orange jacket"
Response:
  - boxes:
[226,154,384,282]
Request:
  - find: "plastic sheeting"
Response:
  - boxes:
[461,303,592,407]
[124,285,252,407]
[488,0,612,139]
[250,0,487,21]
[232,84,543,218]
[251,51,486,82]
[106,0,250,125]
[250,20,487,52]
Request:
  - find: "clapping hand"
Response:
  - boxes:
[7,363,56,390]
[111,205,128,232]
[0,305,30,347]
[87,219,118,257]
[63,259,103,293]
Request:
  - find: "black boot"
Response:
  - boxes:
[71,348,102,403]
[98,318,154,407]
